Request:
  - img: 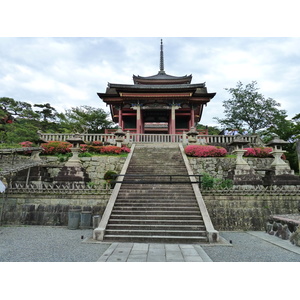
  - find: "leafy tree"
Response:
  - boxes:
[0,97,40,143]
[33,103,62,132]
[57,105,113,133]
[214,81,287,134]
[34,103,57,122]
[197,124,221,135]
[260,113,300,173]
[0,97,39,121]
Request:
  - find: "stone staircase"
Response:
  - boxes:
[102,143,209,243]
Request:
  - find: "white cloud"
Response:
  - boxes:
[1,37,300,127]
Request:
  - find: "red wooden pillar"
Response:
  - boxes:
[136,105,141,134]
[190,107,195,130]
[170,105,176,135]
[118,107,123,129]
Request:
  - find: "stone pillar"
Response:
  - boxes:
[295,140,300,173]
[232,148,250,170]
[266,135,293,175]
[65,134,85,167]
[228,136,263,185]
[114,128,125,147]
[30,149,43,161]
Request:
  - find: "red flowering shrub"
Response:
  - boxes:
[79,144,130,155]
[100,146,122,154]
[185,145,227,157]
[244,147,286,160]
[19,141,33,148]
[92,141,103,146]
[244,147,272,158]
[121,146,131,153]
[41,141,72,155]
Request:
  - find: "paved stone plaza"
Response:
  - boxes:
[1,226,300,262]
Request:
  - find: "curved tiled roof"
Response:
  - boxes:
[133,71,193,84]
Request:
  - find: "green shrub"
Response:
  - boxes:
[103,170,117,181]
[201,173,233,190]
[78,152,93,157]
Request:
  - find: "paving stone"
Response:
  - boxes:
[180,247,199,256]
[193,245,213,262]
[130,250,148,255]
[147,255,166,262]
[184,256,204,262]
[127,254,148,262]
[132,243,149,251]
[166,251,184,262]
[165,244,181,251]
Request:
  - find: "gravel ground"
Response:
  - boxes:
[0,226,110,262]
[1,226,300,262]
[202,231,300,262]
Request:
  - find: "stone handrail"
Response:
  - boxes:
[7,182,112,195]
[38,132,262,145]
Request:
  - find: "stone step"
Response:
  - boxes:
[108,219,204,225]
[110,214,202,220]
[114,202,199,207]
[104,229,207,237]
[118,194,195,201]
[118,185,195,191]
[103,235,208,243]
[111,209,201,215]
[106,224,205,230]
[111,206,200,211]
[117,189,195,194]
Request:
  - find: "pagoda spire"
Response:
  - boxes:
[159,39,166,74]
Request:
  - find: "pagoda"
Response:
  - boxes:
[98,40,216,134]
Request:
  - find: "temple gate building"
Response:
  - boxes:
[98,40,216,135]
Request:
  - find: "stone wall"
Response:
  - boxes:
[0,155,126,226]
[202,191,300,231]
[44,155,127,186]
[1,191,112,226]
[188,157,274,179]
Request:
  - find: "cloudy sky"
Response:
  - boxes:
[1,1,300,129]
[1,36,300,127]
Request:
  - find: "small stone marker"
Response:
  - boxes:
[0,180,6,193]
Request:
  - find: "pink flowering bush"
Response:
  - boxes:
[185,145,227,157]
[80,144,131,155]
[243,147,273,158]
[19,141,33,148]
[41,141,72,155]
[244,147,286,160]
[121,146,131,153]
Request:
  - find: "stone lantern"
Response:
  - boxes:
[114,128,126,147]
[31,137,47,161]
[229,135,250,170]
[266,135,291,173]
[227,135,263,185]
[65,134,85,167]
[186,127,198,144]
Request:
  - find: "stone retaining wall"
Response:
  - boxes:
[45,155,127,186]
[202,191,300,231]
[1,191,112,226]
[188,157,274,179]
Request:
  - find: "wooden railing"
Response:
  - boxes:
[38,132,262,145]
